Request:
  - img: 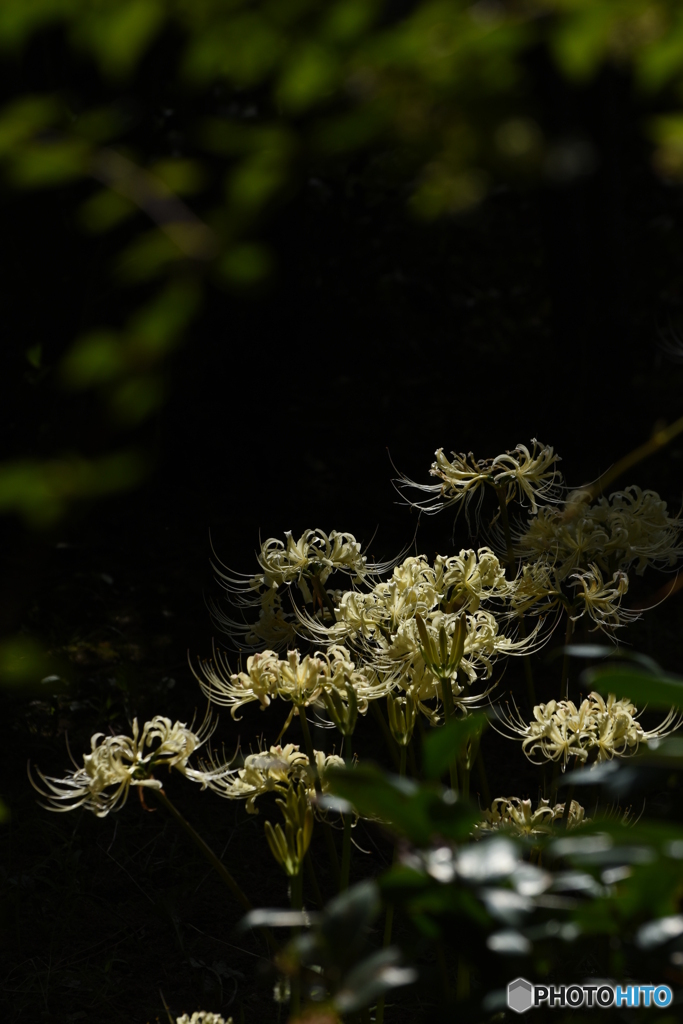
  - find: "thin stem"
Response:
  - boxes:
[494,485,537,707]
[560,613,575,700]
[459,760,470,802]
[340,733,354,891]
[151,788,251,912]
[305,851,323,908]
[549,759,562,804]
[408,738,417,778]
[290,868,303,1019]
[439,676,459,793]
[475,746,491,809]
[399,745,407,779]
[299,706,340,884]
[494,485,516,569]
[371,700,401,771]
[376,746,406,1024]
[375,902,394,1024]
[582,412,683,504]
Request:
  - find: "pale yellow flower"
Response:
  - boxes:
[202,743,344,815]
[398,440,562,518]
[176,1013,233,1024]
[517,486,683,578]
[499,693,681,767]
[210,589,297,652]
[252,529,367,598]
[194,644,388,721]
[475,796,588,837]
[569,563,638,632]
[29,715,227,817]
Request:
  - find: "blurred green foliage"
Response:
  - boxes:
[3,0,683,522]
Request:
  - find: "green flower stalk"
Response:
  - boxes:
[386,692,417,749]
[264,783,314,878]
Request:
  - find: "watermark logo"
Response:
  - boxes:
[507,978,673,1013]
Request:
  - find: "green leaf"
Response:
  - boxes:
[585,666,683,709]
[218,243,273,285]
[422,712,488,780]
[79,188,137,233]
[334,948,416,1014]
[550,8,617,82]
[276,42,340,111]
[0,451,146,525]
[637,20,683,93]
[114,229,185,282]
[182,16,285,87]
[61,330,124,388]
[108,375,166,425]
[147,159,206,195]
[7,139,89,187]
[0,637,52,689]
[327,764,478,844]
[69,0,165,80]
[125,281,201,358]
[0,95,63,154]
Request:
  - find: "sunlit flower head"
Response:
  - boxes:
[378,608,544,695]
[397,440,562,519]
[210,589,297,652]
[475,796,588,837]
[201,743,343,814]
[517,486,683,578]
[498,692,682,767]
[193,644,389,721]
[176,1014,233,1024]
[251,530,367,600]
[569,563,639,633]
[28,714,227,817]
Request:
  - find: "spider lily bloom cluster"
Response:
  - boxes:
[193,644,389,725]
[29,437,683,1022]
[176,1014,232,1024]
[498,693,683,768]
[28,715,229,817]
[510,486,683,633]
[475,796,589,837]
[200,743,344,814]
[396,440,563,518]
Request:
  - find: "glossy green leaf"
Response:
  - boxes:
[585,666,683,708]
[327,764,479,844]
[422,712,488,780]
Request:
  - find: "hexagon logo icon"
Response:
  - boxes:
[508,977,534,1014]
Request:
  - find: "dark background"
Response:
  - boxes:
[3,36,683,1024]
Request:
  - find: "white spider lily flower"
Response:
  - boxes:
[332,549,514,646]
[378,609,544,689]
[517,486,683,578]
[176,1013,233,1024]
[28,715,229,817]
[209,589,298,652]
[475,796,588,837]
[201,743,344,815]
[193,644,388,721]
[497,693,682,767]
[569,564,639,632]
[397,440,562,518]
